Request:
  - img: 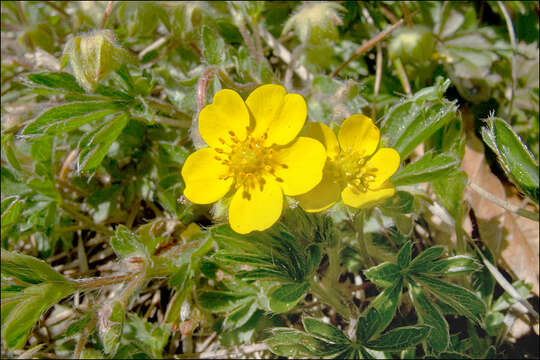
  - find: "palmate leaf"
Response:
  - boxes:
[365,325,430,351]
[409,281,450,352]
[266,328,350,358]
[77,112,130,171]
[413,274,487,324]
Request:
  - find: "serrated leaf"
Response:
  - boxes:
[414,274,486,324]
[1,197,22,232]
[305,244,322,275]
[202,26,225,65]
[364,262,401,288]
[223,299,258,329]
[269,282,309,313]
[365,325,430,351]
[381,191,414,214]
[122,313,170,358]
[1,250,72,285]
[481,117,539,203]
[367,278,403,335]
[419,256,482,276]
[2,282,74,349]
[408,247,445,271]
[99,301,125,355]
[397,242,412,269]
[391,153,460,186]
[409,282,449,352]
[356,306,383,344]
[303,317,349,344]
[22,101,124,135]
[110,225,145,258]
[432,170,467,220]
[266,328,349,357]
[26,72,85,93]
[198,291,249,312]
[78,112,129,171]
[381,78,457,158]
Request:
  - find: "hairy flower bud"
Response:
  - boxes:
[388,26,435,64]
[283,2,344,45]
[61,30,129,92]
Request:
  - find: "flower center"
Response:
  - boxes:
[213,131,287,199]
[329,150,377,194]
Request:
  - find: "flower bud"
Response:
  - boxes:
[388,26,435,64]
[283,3,344,45]
[61,30,129,92]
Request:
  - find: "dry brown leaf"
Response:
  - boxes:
[462,129,539,297]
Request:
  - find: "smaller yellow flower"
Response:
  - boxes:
[182,85,326,234]
[296,114,400,211]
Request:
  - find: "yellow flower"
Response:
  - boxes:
[296,114,400,211]
[182,84,326,234]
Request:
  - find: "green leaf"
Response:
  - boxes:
[356,307,383,344]
[419,256,482,276]
[1,250,72,285]
[123,313,170,358]
[432,170,467,220]
[223,299,258,329]
[409,282,449,352]
[365,326,430,351]
[391,153,460,186]
[1,197,22,233]
[78,112,129,171]
[305,244,322,275]
[266,328,349,357]
[381,78,457,158]
[364,262,401,288]
[2,282,74,349]
[414,274,487,324]
[408,247,445,271]
[202,26,225,65]
[367,278,403,335]
[269,282,309,313]
[381,191,414,214]
[198,291,249,312]
[22,101,124,135]
[481,117,539,203]
[99,301,125,355]
[168,262,190,289]
[397,242,412,269]
[110,225,146,259]
[26,72,85,93]
[303,317,349,344]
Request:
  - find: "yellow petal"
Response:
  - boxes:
[296,169,342,212]
[199,89,249,149]
[246,84,307,145]
[366,148,401,189]
[341,182,395,208]
[274,137,326,196]
[338,114,380,156]
[228,177,283,234]
[304,122,340,159]
[182,148,233,204]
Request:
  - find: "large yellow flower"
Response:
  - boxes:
[182,84,326,234]
[296,114,400,211]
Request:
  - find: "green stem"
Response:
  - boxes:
[394,57,411,96]
[469,182,539,221]
[354,210,374,267]
[60,203,113,236]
